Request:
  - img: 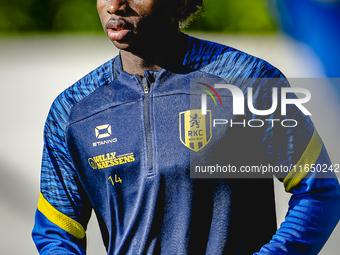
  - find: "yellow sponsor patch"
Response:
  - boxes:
[88,152,135,170]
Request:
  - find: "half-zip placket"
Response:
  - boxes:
[140,75,154,176]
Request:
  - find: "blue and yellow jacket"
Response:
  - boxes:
[32,35,340,254]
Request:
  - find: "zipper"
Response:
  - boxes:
[141,76,154,175]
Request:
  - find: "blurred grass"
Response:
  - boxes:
[0,0,276,34]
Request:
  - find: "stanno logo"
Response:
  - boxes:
[95,124,112,139]
[179,109,212,152]
[93,138,118,147]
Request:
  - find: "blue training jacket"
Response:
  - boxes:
[32,34,340,254]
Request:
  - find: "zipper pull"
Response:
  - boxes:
[144,86,149,94]
[141,75,151,94]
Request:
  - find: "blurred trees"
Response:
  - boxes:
[0,0,102,33]
[187,0,276,33]
[0,0,275,34]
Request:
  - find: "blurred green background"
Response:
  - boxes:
[0,0,276,34]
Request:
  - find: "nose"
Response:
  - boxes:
[108,0,127,14]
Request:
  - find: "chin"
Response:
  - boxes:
[112,40,131,51]
[113,41,147,57]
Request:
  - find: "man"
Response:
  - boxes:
[32,0,340,254]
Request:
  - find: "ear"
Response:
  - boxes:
[177,0,191,16]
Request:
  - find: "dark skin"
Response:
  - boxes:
[97,0,191,76]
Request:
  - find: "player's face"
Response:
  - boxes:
[97,0,179,53]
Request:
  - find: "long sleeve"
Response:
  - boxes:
[32,95,93,254]
[256,143,340,254]
[252,78,340,254]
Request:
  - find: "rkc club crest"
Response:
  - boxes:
[179,109,212,152]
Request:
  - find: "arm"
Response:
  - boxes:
[32,99,92,254]
[245,75,340,254]
[256,134,340,254]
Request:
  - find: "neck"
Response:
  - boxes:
[120,32,187,76]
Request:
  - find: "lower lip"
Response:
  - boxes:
[107,29,130,41]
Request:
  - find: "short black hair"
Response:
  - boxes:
[179,0,204,27]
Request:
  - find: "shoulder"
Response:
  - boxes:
[45,58,115,132]
[183,35,284,80]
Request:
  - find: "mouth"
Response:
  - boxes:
[106,20,132,41]
[111,27,125,31]
[107,28,130,41]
